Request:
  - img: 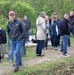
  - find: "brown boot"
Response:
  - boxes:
[14,67,19,72]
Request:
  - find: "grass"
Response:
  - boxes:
[70,35,74,44]
[2,36,74,75]
[22,46,36,60]
[7,57,74,75]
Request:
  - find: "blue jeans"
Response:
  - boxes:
[61,35,69,55]
[10,40,23,67]
[70,28,74,36]
[68,37,70,46]
[43,34,48,49]
[36,40,44,55]
[50,35,58,47]
[21,39,26,57]
[26,30,30,43]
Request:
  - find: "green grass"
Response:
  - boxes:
[70,35,74,45]
[2,37,74,75]
[7,57,74,75]
[22,46,36,60]
[30,28,36,35]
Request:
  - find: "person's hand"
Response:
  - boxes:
[51,20,54,25]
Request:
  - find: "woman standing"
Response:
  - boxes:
[36,11,46,57]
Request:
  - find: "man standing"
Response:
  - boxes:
[68,10,74,47]
[23,16,31,44]
[69,10,74,36]
[7,11,26,72]
[60,14,70,56]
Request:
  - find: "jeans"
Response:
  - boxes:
[26,30,30,43]
[21,39,26,57]
[70,28,74,36]
[61,35,69,55]
[50,35,58,47]
[57,34,60,45]
[10,40,23,67]
[68,37,71,46]
[36,40,44,55]
[43,34,48,49]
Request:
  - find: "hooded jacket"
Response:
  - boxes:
[36,16,46,40]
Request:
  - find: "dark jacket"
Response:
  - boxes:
[50,21,59,36]
[0,28,6,44]
[23,19,31,31]
[7,19,26,41]
[68,16,74,28]
[56,19,60,35]
[60,18,70,36]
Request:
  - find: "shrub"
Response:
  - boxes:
[0,1,12,18]
[12,1,38,27]
[0,15,8,30]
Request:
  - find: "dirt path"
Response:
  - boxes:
[0,45,74,75]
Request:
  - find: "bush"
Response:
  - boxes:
[12,1,38,27]
[0,1,38,28]
[30,28,36,35]
[0,15,8,30]
[0,1,12,18]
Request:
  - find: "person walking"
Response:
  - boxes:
[60,14,70,56]
[7,11,26,72]
[36,11,46,56]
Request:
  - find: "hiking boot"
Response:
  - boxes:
[14,67,19,72]
[13,63,22,67]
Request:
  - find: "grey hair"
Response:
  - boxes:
[40,11,46,18]
[64,14,69,18]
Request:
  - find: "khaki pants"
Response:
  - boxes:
[0,44,9,58]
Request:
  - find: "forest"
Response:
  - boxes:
[0,0,74,29]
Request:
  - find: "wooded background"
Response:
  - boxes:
[0,0,74,29]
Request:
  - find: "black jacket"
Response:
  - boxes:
[7,19,26,41]
[68,16,74,28]
[0,29,6,44]
[60,18,70,36]
[23,19,31,31]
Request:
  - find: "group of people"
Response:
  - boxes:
[0,10,74,72]
[0,11,31,72]
[36,10,74,57]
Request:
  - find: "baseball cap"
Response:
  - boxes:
[8,11,15,15]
